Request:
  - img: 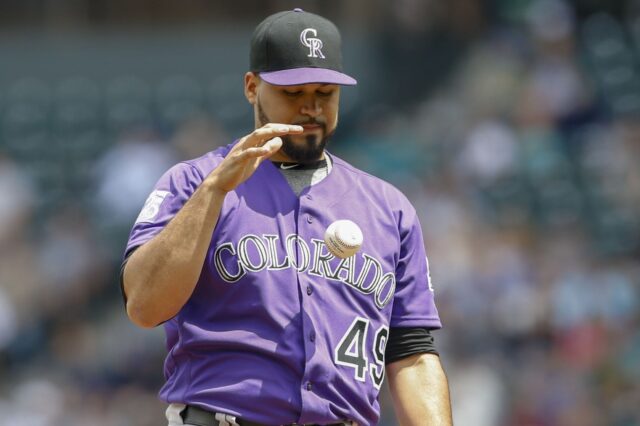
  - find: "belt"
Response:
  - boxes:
[182,405,355,426]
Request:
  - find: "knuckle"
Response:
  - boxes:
[253,129,268,138]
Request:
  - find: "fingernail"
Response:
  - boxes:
[277,126,289,132]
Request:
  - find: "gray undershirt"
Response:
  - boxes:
[277,156,333,196]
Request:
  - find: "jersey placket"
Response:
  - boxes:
[295,191,325,423]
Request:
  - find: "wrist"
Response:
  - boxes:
[202,175,231,197]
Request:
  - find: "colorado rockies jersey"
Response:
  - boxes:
[125,141,442,426]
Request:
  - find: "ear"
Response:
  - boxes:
[244,72,259,105]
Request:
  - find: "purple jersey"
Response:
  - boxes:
[125,141,441,425]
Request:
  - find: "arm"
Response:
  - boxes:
[387,353,453,426]
[123,123,303,328]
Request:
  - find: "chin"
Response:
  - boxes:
[281,134,327,163]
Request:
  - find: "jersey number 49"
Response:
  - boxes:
[334,317,388,390]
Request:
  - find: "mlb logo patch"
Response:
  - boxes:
[136,190,170,223]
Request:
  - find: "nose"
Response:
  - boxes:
[300,98,322,117]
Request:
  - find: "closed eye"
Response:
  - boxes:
[283,90,303,97]
[317,90,334,97]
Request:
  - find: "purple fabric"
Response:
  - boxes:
[125,143,441,425]
[259,67,357,86]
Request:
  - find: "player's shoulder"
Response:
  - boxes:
[329,153,384,185]
[330,154,415,210]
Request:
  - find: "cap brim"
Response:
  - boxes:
[259,67,357,86]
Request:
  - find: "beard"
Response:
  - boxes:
[257,99,334,164]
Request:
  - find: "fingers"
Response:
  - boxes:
[262,136,283,153]
[242,123,303,148]
[238,137,283,160]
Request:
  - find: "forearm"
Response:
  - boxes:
[123,178,227,328]
[387,353,453,426]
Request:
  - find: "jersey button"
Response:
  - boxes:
[306,382,312,391]
[306,286,313,295]
[306,194,312,200]
[306,215,313,223]
[310,333,315,342]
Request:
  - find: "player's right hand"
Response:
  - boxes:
[204,123,303,193]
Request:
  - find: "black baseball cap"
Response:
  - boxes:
[250,8,357,86]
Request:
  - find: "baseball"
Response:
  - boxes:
[324,219,363,259]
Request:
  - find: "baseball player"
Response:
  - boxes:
[121,9,452,426]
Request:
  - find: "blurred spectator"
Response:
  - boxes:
[449,359,505,426]
[92,129,178,256]
[0,153,35,246]
[170,114,228,160]
[94,130,177,225]
[36,205,110,318]
[456,119,519,185]
[0,154,42,350]
[0,288,17,351]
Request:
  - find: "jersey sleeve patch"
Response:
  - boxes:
[135,190,171,224]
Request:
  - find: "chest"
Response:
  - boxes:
[197,172,401,318]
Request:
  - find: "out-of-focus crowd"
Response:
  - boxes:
[1,0,639,425]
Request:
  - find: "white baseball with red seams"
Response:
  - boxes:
[324,219,363,259]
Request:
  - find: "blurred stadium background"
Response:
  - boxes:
[0,0,639,425]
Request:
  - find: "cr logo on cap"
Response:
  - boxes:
[300,28,325,59]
